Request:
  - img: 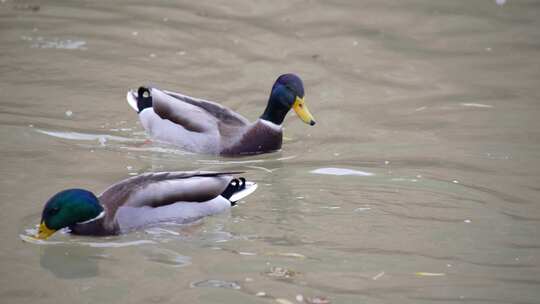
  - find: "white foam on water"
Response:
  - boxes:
[20,234,156,248]
[311,167,374,176]
[119,145,194,156]
[30,38,87,50]
[80,240,156,248]
[36,129,134,142]
[144,227,181,236]
[245,165,277,173]
[415,272,446,277]
[460,103,493,108]
[320,206,341,210]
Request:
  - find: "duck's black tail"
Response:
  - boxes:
[221,178,247,206]
[136,87,153,113]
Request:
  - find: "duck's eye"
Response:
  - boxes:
[298,103,303,108]
[48,207,60,215]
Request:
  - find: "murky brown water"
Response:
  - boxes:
[1,0,540,303]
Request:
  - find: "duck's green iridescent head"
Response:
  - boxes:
[260,73,316,126]
[36,189,104,239]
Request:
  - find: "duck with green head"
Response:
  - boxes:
[126,73,316,155]
[36,171,257,239]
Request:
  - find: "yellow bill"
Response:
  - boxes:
[293,96,316,126]
[36,222,56,239]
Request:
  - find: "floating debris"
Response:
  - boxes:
[98,136,107,146]
[266,266,298,279]
[372,271,385,280]
[306,296,331,304]
[65,110,73,117]
[266,252,306,259]
[191,279,241,290]
[256,292,267,297]
[13,3,40,11]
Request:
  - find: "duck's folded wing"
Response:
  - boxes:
[98,171,239,216]
[164,89,250,126]
[149,88,220,133]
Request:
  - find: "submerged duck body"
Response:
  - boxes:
[36,171,257,239]
[126,74,316,156]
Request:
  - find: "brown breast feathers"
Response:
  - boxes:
[220,120,282,155]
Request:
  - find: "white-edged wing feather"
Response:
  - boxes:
[229,181,258,203]
[126,90,139,112]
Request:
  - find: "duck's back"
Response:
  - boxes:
[163,90,250,127]
[69,172,235,235]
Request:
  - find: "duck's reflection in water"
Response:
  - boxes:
[40,244,104,279]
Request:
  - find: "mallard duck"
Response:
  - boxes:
[36,171,257,239]
[126,73,316,155]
